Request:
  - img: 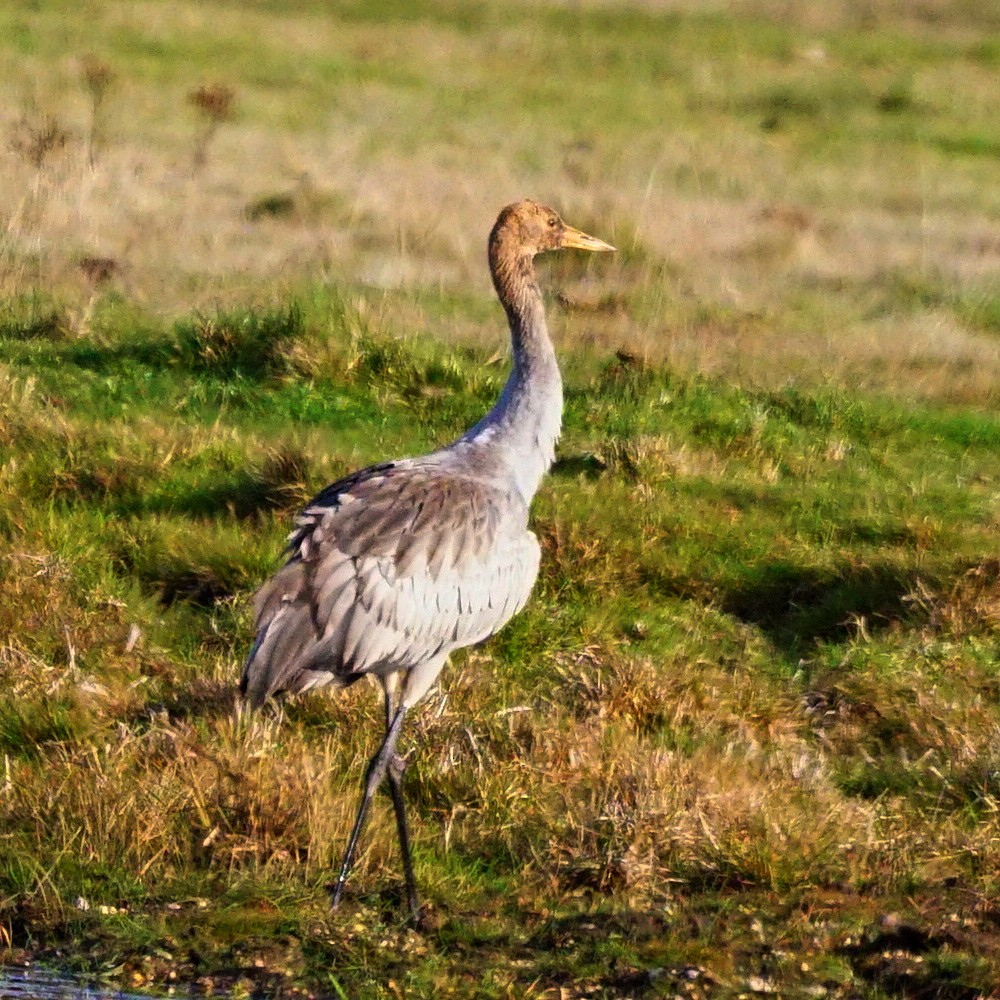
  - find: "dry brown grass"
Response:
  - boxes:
[3,489,1000,989]
[908,559,1000,636]
[5,637,963,921]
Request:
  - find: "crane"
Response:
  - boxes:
[240,200,615,921]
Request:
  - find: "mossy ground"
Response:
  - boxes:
[2,1,1000,997]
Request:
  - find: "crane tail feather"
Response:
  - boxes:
[240,601,319,708]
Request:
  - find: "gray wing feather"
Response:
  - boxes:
[240,461,541,705]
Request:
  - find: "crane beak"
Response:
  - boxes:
[560,225,616,253]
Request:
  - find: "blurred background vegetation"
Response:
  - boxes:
[1,1,999,997]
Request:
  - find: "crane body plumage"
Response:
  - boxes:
[242,460,542,707]
[239,200,614,921]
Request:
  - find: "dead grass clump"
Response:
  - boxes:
[80,56,115,106]
[554,654,674,736]
[955,291,1000,336]
[347,332,460,399]
[188,83,236,172]
[47,451,153,506]
[9,112,70,173]
[555,647,805,752]
[407,652,861,898]
[0,411,162,507]
[0,701,396,915]
[536,512,645,598]
[804,648,1000,817]
[758,202,815,233]
[521,721,874,897]
[678,747,869,889]
[0,550,156,750]
[0,376,54,452]
[284,295,367,379]
[177,715,353,873]
[73,257,121,336]
[0,641,149,759]
[79,55,116,167]
[555,290,629,316]
[0,551,77,652]
[78,255,119,286]
[598,434,726,483]
[907,560,1000,637]
[253,444,313,511]
[4,722,274,891]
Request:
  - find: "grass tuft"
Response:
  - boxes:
[172,304,303,379]
[0,295,68,341]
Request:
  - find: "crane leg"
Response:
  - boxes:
[387,751,420,922]
[331,702,408,911]
[381,680,420,921]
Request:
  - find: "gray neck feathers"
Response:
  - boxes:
[460,242,563,502]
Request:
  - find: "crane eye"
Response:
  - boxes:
[547,217,558,228]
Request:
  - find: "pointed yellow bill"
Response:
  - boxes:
[560,224,616,253]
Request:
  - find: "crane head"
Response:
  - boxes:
[491,200,616,258]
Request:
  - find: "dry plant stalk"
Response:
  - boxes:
[80,55,116,167]
[7,111,72,236]
[188,82,236,172]
[9,112,69,173]
[78,256,119,286]
[76,255,121,336]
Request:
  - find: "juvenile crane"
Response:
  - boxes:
[240,200,615,920]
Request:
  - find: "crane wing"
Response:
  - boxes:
[240,461,541,705]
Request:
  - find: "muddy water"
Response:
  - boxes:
[0,969,156,1000]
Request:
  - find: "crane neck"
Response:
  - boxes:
[459,240,562,502]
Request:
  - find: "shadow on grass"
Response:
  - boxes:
[840,921,985,1000]
[57,304,301,381]
[718,560,918,654]
[523,908,670,951]
[148,565,241,607]
[431,904,712,996]
[60,338,178,374]
[114,544,259,609]
[551,452,608,480]
[641,554,922,655]
[135,472,306,521]
[150,677,239,722]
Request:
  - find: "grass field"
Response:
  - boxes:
[2,1,1000,997]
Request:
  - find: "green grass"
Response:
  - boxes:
[2,0,1000,996]
[2,287,1000,997]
